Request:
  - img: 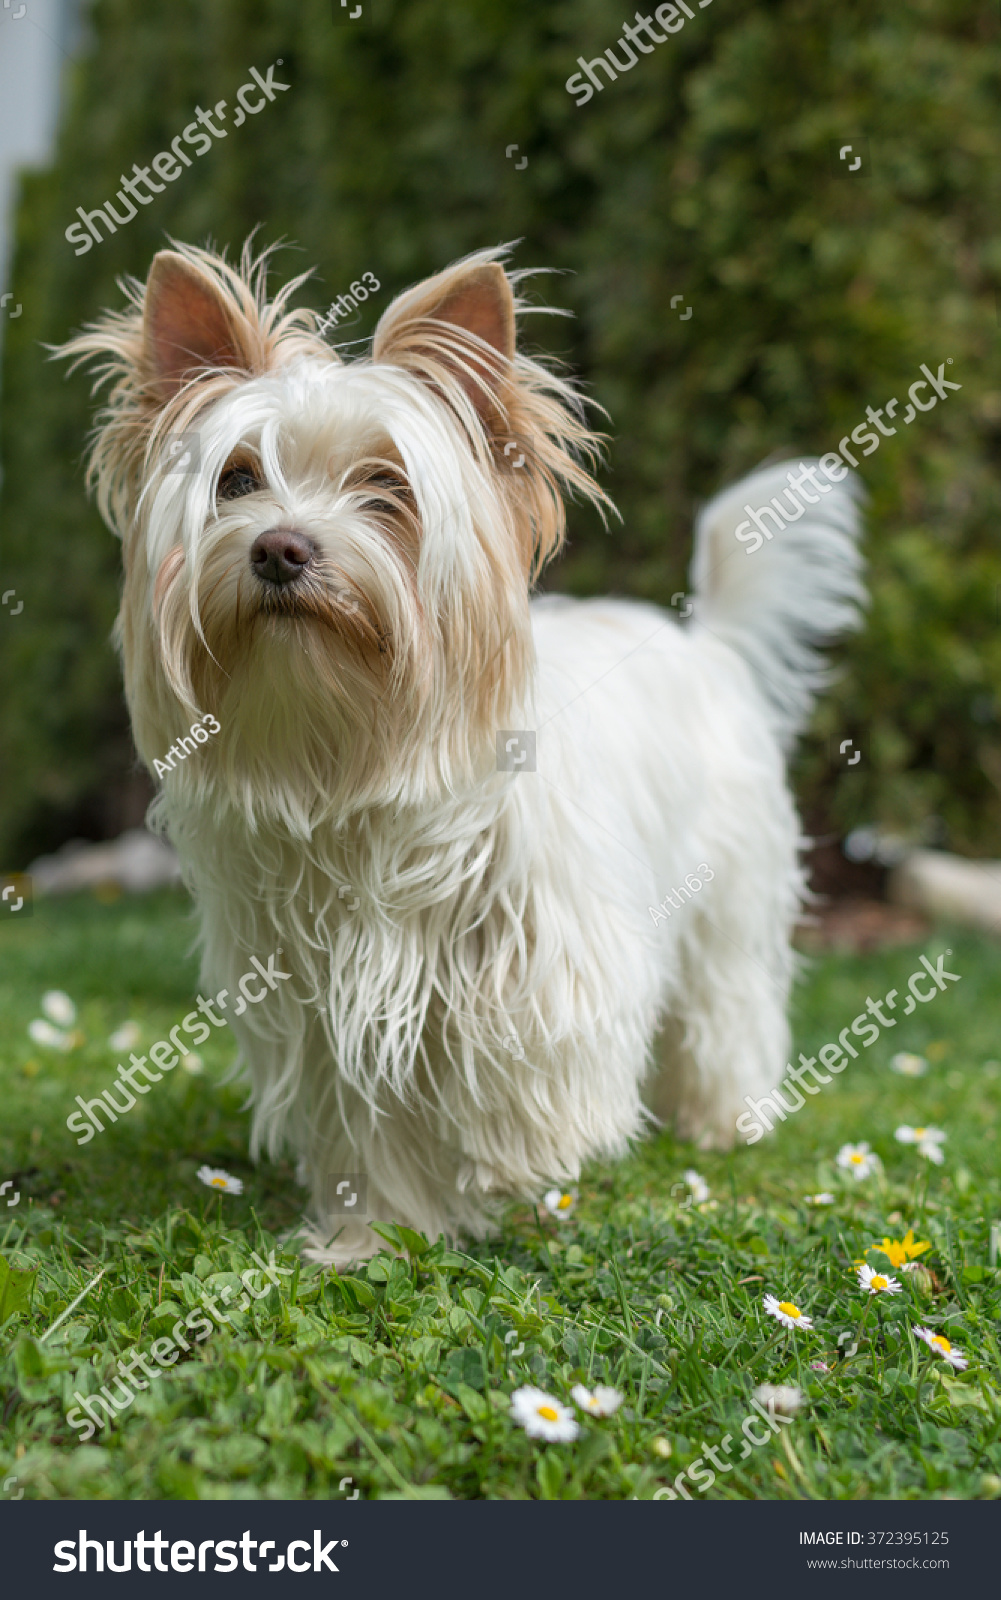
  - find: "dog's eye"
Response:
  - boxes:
[218,465,263,500]
[365,472,407,495]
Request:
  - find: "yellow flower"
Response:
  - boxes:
[872,1230,931,1270]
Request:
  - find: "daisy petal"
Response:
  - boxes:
[41,990,77,1027]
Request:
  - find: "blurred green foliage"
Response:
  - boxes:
[2,0,1000,863]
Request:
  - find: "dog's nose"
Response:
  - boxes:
[250,527,317,587]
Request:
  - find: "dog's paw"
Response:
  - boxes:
[293,1217,386,1268]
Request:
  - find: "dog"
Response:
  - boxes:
[59,240,865,1263]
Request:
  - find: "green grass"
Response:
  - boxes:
[1,891,1000,1500]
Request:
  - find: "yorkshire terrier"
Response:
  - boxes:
[60,240,864,1262]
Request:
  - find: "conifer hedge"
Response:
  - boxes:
[2,0,1000,864]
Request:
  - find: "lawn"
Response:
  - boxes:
[0,889,999,1501]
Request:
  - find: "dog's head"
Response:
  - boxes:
[58,241,610,827]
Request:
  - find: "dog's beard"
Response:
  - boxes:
[148,550,423,829]
[255,572,381,640]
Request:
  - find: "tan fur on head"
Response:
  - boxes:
[56,238,327,542]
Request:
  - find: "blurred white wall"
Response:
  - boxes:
[0,0,80,296]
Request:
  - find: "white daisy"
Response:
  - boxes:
[895,1125,946,1164]
[857,1263,902,1296]
[510,1386,580,1442]
[41,990,76,1027]
[683,1169,710,1205]
[913,1326,968,1370]
[836,1141,877,1180]
[28,1018,74,1052]
[108,1021,142,1054]
[181,1052,204,1075]
[542,1188,576,1221]
[890,1052,929,1078]
[763,1293,814,1330]
[894,1124,939,1144]
[571,1384,623,1418]
[806,1193,835,1206]
[196,1166,244,1195]
[753,1384,803,1417]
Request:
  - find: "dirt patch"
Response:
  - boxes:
[795,898,930,954]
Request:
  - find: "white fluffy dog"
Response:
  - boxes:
[60,241,864,1262]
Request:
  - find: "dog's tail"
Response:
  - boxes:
[688,458,866,750]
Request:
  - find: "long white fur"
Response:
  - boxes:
[689,460,867,749]
[59,243,866,1264]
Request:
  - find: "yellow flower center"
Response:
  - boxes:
[871,1275,888,1291]
[537,1405,559,1422]
[557,1194,573,1210]
[850,1153,864,1164]
[211,1178,227,1188]
[931,1335,951,1354]
[914,1128,926,1139]
[778,1301,801,1318]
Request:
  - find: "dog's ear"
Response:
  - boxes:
[143,251,247,404]
[372,260,515,427]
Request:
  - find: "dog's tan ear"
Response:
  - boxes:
[372,259,515,426]
[143,251,247,404]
